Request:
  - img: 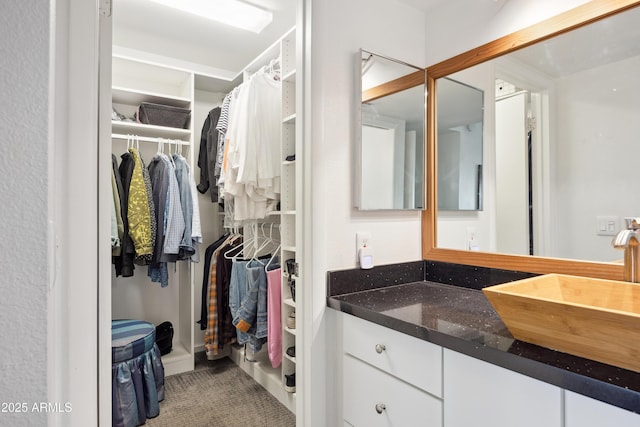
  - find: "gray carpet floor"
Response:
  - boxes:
[145,352,295,427]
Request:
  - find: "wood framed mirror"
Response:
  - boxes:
[422,0,640,280]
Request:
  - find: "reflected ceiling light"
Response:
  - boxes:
[149,0,273,33]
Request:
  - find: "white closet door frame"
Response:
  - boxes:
[98,2,114,426]
[49,0,107,425]
[54,1,313,426]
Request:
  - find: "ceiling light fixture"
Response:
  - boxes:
[148,0,273,34]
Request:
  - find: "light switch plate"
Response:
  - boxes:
[596,215,618,236]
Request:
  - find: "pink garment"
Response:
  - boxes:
[267,267,282,368]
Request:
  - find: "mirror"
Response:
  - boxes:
[424,0,640,279]
[356,49,425,210]
[437,77,484,211]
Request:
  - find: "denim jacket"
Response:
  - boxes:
[229,259,268,352]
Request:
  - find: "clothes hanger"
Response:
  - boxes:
[166,140,176,166]
[264,224,281,272]
[251,223,274,262]
[250,222,282,269]
[246,221,278,266]
[224,225,256,261]
[264,242,281,272]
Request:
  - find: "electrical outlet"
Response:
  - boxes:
[466,227,479,251]
[356,232,372,263]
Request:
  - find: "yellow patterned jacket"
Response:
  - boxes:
[127,147,155,261]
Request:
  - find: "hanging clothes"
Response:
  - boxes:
[215,239,238,354]
[198,233,231,330]
[197,107,221,202]
[229,257,269,354]
[203,235,240,358]
[116,150,136,277]
[217,64,282,223]
[112,140,201,285]
[147,152,170,287]
[267,265,282,368]
[173,153,195,259]
[161,154,185,260]
[111,155,125,256]
[188,160,203,263]
[127,147,156,266]
[216,89,236,188]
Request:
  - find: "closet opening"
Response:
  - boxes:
[105,0,302,424]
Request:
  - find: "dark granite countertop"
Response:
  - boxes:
[327,261,640,414]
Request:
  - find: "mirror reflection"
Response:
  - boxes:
[437,77,483,211]
[435,5,640,263]
[356,49,425,210]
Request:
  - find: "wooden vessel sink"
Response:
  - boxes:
[483,274,640,372]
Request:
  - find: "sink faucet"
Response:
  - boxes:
[612,217,640,283]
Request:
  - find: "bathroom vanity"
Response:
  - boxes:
[327,261,640,427]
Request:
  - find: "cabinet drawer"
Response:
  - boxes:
[343,314,442,397]
[344,354,442,427]
[565,391,640,426]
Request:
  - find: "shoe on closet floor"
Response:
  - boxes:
[284,372,295,393]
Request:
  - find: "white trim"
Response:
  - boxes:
[113,45,237,82]
[299,0,313,426]
[98,6,113,426]
[50,0,102,425]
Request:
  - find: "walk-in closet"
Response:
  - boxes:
[108,0,302,424]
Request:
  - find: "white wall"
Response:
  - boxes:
[0,2,49,425]
[309,0,426,424]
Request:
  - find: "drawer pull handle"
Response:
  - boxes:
[375,403,386,414]
[375,344,386,354]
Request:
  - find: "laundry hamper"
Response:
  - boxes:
[112,319,165,427]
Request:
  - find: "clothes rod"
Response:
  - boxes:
[111,133,190,145]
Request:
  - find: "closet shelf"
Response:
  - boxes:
[280,210,296,216]
[282,69,296,82]
[283,160,295,166]
[282,246,297,253]
[112,133,191,145]
[112,86,191,108]
[282,113,296,124]
[284,326,296,336]
[283,298,296,308]
[112,120,191,140]
[284,352,296,363]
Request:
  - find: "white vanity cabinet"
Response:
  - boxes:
[337,311,640,427]
[564,390,640,426]
[342,314,443,427]
[443,349,562,427]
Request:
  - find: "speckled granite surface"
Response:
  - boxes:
[327,261,640,414]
